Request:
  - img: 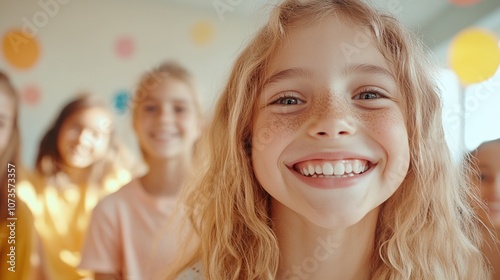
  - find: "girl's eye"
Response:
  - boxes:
[175,106,187,113]
[272,95,304,105]
[144,105,157,112]
[354,91,382,100]
[480,174,488,182]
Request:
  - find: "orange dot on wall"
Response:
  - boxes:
[2,29,40,70]
[448,0,482,6]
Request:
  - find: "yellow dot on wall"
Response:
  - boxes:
[2,29,40,70]
[448,28,500,85]
[191,21,215,46]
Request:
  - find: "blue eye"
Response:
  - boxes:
[354,92,381,100]
[272,95,304,105]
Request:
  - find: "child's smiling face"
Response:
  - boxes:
[134,78,200,160]
[251,16,410,228]
[57,107,112,169]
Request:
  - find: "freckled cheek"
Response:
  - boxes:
[252,113,306,151]
[358,109,407,140]
[358,109,410,181]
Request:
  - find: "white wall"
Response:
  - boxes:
[0,0,260,167]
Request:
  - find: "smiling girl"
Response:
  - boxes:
[18,93,132,280]
[79,62,202,280]
[168,0,489,279]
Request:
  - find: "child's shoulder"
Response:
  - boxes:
[176,262,203,280]
[97,179,142,205]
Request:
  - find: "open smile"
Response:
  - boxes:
[293,159,373,178]
[287,155,378,189]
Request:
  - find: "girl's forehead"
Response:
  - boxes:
[66,107,111,125]
[264,18,389,81]
[478,142,500,159]
[144,78,196,101]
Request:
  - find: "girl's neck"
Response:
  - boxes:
[63,165,91,185]
[140,155,191,196]
[273,203,379,280]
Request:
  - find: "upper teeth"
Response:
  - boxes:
[296,160,368,177]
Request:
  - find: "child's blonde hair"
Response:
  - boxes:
[171,0,489,279]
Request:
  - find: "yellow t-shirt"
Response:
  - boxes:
[0,195,35,280]
[18,169,131,280]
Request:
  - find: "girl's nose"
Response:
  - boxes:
[77,128,91,144]
[307,96,356,139]
[77,128,99,146]
[159,106,174,124]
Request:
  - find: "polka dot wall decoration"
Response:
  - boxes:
[448,28,500,85]
[113,90,130,115]
[191,21,215,46]
[21,84,42,106]
[448,0,482,6]
[115,36,135,59]
[2,29,40,70]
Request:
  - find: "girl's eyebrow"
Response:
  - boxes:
[342,63,395,82]
[263,63,395,88]
[264,67,314,87]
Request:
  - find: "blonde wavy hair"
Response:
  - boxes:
[169,0,490,279]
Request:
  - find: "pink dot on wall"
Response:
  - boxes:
[448,0,482,6]
[21,84,41,106]
[115,36,135,59]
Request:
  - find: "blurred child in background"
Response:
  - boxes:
[79,62,202,280]
[0,71,37,280]
[471,138,500,279]
[18,93,132,280]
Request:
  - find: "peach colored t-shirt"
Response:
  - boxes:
[79,179,183,280]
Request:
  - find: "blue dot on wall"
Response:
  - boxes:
[113,90,130,115]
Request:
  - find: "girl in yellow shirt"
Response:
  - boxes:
[18,93,132,280]
[0,71,37,280]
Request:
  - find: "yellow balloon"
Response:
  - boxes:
[2,29,40,70]
[449,28,500,85]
